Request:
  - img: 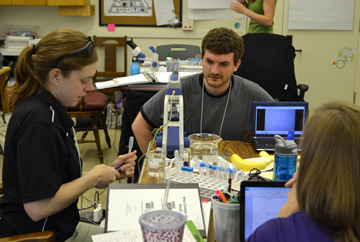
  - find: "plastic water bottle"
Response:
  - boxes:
[273,131,298,181]
[130,56,140,76]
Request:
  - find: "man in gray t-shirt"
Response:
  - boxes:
[132,27,273,154]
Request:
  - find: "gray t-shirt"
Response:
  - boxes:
[141,73,273,141]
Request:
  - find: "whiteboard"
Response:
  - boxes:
[288,0,354,30]
[188,0,233,9]
[188,8,242,20]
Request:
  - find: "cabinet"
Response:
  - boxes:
[47,0,90,6]
[0,0,11,5]
[58,4,94,16]
[12,0,47,5]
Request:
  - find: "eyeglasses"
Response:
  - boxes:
[54,36,94,67]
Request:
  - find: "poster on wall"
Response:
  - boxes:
[288,0,354,30]
[104,0,153,17]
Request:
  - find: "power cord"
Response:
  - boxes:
[79,189,106,224]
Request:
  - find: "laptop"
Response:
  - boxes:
[252,101,308,151]
[239,181,291,242]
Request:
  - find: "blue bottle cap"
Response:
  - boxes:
[287,130,295,140]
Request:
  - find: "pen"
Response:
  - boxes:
[115,136,134,172]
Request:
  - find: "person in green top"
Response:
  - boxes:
[230,0,276,33]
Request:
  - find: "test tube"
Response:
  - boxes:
[218,160,224,180]
[229,163,237,180]
[206,164,212,178]
[199,162,205,178]
[211,165,217,179]
[175,150,181,179]
[181,166,188,179]
[188,167,194,181]
[183,153,189,167]
[193,155,200,170]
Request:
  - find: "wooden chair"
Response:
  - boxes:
[0,231,54,242]
[67,92,111,164]
[66,36,128,164]
[93,35,128,93]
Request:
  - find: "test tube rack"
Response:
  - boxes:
[164,166,244,200]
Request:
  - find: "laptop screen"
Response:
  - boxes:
[240,181,290,242]
[252,101,308,137]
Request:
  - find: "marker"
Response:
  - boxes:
[219,191,227,203]
[115,136,134,172]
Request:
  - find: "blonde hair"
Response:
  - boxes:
[10,29,98,111]
[297,101,360,242]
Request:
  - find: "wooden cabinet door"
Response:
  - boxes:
[12,0,47,4]
[0,0,11,5]
[47,0,89,6]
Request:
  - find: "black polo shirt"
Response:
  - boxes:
[0,89,81,241]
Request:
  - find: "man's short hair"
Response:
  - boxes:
[201,27,244,65]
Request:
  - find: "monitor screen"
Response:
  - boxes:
[254,105,306,136]
[244,186,290,241]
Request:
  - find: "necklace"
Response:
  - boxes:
[200,79,232,137]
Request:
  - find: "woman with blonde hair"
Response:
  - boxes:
[230,0,276,33]
[0,29,136,241]
[248,101,360,242]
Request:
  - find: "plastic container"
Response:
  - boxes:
[139,210,186,242]
[130,56,140,75]
[5,25,38,37]
[212,196,240,242]
[273,131,298,181]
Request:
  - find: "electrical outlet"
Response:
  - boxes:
[182,19,194,30]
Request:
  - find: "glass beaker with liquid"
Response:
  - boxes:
[146,149,166,183]
[188,133,222,166]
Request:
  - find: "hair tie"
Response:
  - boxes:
[32,45,36,55]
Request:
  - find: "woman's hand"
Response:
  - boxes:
[88,164,121,189]
[111,150,137,179]
[278,184,299,217]
[230,1,248,14]
[278,172,299,217]
[285,171,297,187]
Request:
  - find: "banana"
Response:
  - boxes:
[259,151,274,161]
[231,154,273,171]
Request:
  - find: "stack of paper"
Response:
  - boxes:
[95,72,199,90]
[4,36,32,50]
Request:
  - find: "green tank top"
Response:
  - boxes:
[248,0,277,33]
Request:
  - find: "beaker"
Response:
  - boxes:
[188,133,222,165]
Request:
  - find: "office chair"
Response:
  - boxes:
[234,33,309,101]
[0,231,55,242]
[156,44,201,61]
